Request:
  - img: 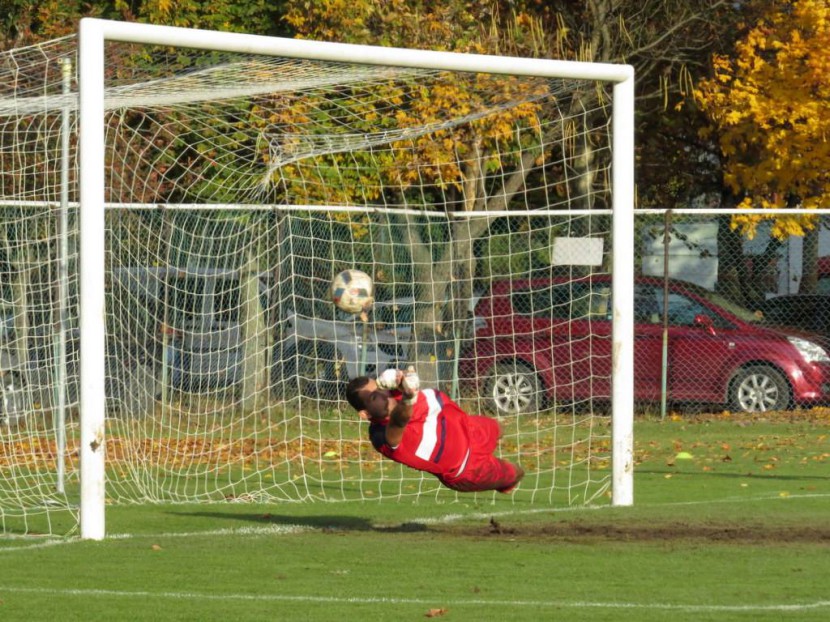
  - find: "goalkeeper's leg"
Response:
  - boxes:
[440,413,524,493]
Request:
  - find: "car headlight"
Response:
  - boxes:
[787,336,830,363]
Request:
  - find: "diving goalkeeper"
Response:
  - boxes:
[345,369,524,493]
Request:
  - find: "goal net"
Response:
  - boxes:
[0,20,634,538]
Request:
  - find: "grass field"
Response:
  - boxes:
[0,410,828,621]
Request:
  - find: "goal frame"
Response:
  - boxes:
[77,17,635,540]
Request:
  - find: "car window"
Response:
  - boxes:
[508,290,530,316]
[511,283,592,320]
[760,301,784,324]
[664,292,709,326]
[158,277,205,326]
[762,298,825,332]
[634,285,661,324]
[551,284,591,319]
[764,299,803,325]
[334,308,357,322]
[696,287,760,323]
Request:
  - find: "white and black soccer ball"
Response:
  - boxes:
[331,269,374,314]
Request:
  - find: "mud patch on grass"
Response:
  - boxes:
[457,517,830,545]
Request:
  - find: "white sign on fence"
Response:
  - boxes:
[552,237,604,266]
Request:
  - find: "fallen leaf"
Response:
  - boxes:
[425,608,448,618]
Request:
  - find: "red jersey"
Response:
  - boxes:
[368,388,470,477]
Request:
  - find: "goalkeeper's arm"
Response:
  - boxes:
[383,370,419,447]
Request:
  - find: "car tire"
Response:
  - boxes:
[273,340,346,401]
[484,361,542,416]
[730,365,790,413]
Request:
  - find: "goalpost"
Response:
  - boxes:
[0,19,634,540]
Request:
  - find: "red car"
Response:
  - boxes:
[464,276,830,415]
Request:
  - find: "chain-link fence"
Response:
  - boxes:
[4,208,829,425]
[633,209,830,415]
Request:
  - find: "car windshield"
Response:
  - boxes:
[694,287,762,323]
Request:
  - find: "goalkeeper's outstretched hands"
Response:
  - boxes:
[377,367,420,405]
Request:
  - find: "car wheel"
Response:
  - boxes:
[274,340,346,401]
[484,362,542,415]
[730,365,790,413]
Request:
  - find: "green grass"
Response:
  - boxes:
[0,411,828,621]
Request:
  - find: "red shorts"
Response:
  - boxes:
[439,416,518,493]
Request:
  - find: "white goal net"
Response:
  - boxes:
[0,20,634,538]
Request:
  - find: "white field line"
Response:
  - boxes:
[0,524,314,552]
[0,585,828,613]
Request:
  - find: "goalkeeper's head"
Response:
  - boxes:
[346,376,395,421]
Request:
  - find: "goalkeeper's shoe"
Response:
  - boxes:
[496,465,525,493]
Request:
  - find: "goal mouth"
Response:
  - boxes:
[0,19,634,538]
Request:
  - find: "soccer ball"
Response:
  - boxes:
[331,269,374,314]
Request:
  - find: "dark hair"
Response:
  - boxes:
[345,376,372,411]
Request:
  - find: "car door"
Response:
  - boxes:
[657,287,740,402]
[631,284,666,401]
[542,281,612,401]
[633,283,744,403]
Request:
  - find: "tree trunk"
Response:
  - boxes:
[11,243,32,375]
[800,226,819,294]
[715,212,745,303]
[241,249,267,412]
[714,187,762,306]
[402,213,450,390]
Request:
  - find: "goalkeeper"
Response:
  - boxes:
[345,369,524,493]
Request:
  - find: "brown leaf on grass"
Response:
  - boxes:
[425,608,448,618]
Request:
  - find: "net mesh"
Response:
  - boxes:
[0,35,617,535]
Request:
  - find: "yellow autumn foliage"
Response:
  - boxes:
[695,0,830,239]
[278,0,548,209]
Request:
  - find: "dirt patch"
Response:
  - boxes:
[451,517,830,545]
